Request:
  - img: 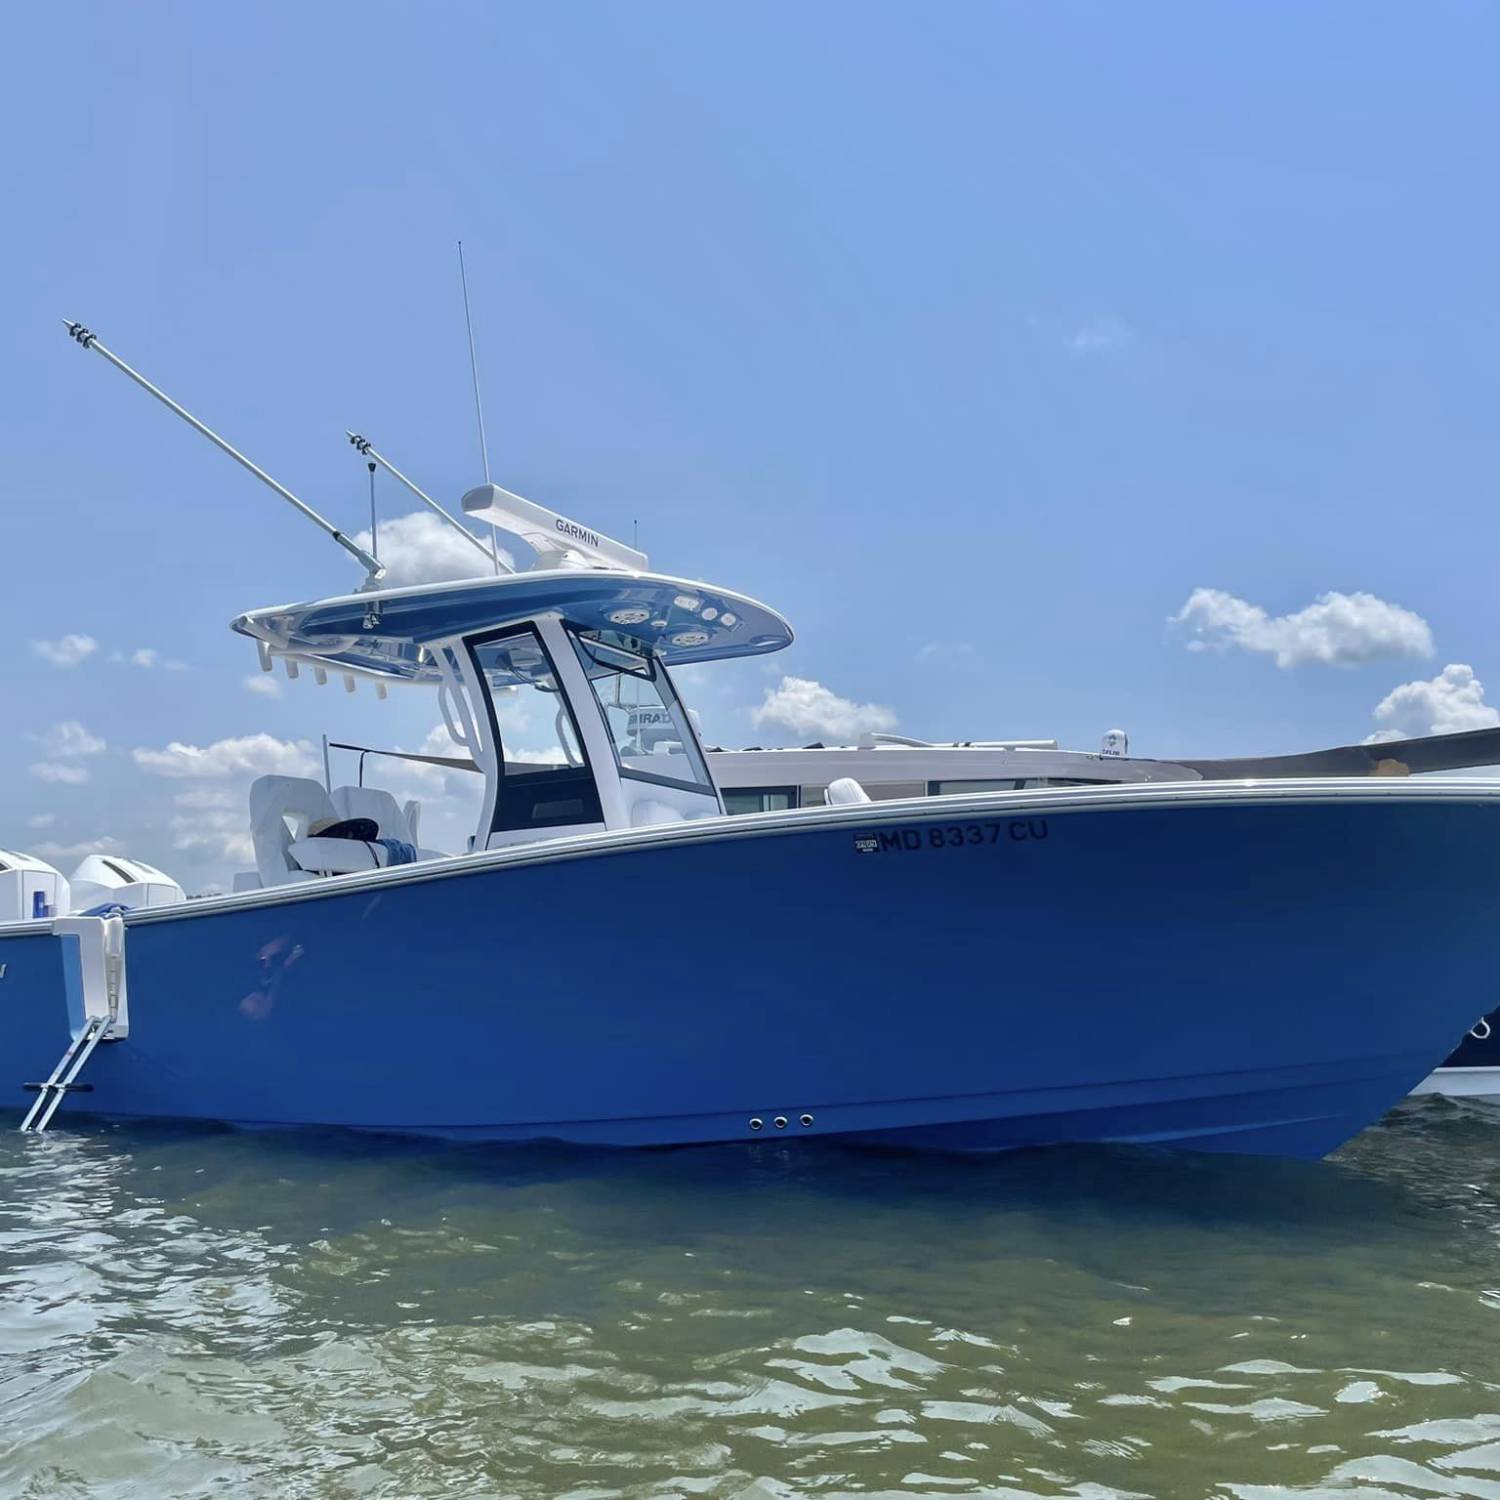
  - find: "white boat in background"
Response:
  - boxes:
[319,719,1500,826]
[706,725,1500,814]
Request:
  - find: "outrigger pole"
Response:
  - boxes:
[346,431,507,574]
[62,320,386,584]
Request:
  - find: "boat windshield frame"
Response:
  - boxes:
[565,624,716,798]
[463,621,605,836]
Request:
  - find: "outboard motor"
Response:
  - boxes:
[0,849,72,922]
[69,855,185,914]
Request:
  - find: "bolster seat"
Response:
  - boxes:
[287,837,393,875]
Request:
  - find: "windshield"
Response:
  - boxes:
[469,631,584,769]
[569,628,713,793]
[466,625,601,834]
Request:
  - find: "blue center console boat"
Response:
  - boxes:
[5,324,1497,1157]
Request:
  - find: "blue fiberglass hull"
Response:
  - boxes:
[2,783,1496,1159]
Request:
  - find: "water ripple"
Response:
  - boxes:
[1,1101,1498,1496]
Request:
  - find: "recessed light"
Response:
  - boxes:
[673,594,701,611]
[670,629,710,647]
[608,607,651,625]
[719,611,737,627]
[701,606,718,621]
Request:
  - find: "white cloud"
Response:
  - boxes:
[124,738,315,879]
[422,723,464,756]
[165,786,255,866]
[108,647,187,670]
[244,673,283,698]
[1070,317,1134,354]
[32,835,127,861]
[403,724,483,792]
[509,742,569,765]
[29,762,90,784]
[351,510,509,588]
[751,676,897,742]
[1171,587,1434,669]
[172,786,243,810]
[36,720,106,758]
[32,634,99,667]
[358,724,466,795]
[417,722,476,772]
[916,641,978,665]
[1365,664,1500,743]
[133,733,318,780]
[172,820,254,868]
[28,813,56,829]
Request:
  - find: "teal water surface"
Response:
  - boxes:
[3,1099,1499,1498]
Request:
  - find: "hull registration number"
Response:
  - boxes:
[854,819,1049,854]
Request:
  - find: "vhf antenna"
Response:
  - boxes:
[347,431,507,574]
[457,240,490,484]
[62,320,385,584]
[457,241,503,573]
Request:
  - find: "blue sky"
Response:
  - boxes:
[3,1,1497,888]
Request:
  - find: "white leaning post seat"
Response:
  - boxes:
[248,775,341,886]
[252,777,443,882]
[332,785,414,842]
[331,785,445,861]
[825,776,873,805]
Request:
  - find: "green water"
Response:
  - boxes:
[3,1100,1499,1499]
